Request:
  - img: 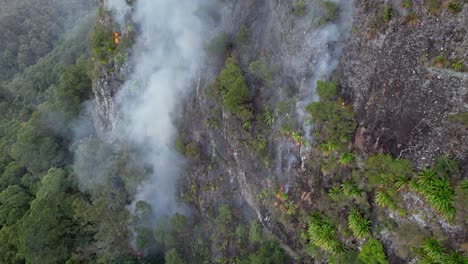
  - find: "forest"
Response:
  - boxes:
[0,0,467,264]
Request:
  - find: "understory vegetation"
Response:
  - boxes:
[0,0,466,263]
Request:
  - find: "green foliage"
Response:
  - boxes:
[451,60,464,72]
[263,106,275,126]
[402,0,412,8]
[341,180,362,198]
[365,154,413,189]
[447,112,468,127]
[236,26,249,44]
[307,81,356,145]
[10,114,66,175]
[329,186,341,202]
[348,209,371,239]
[248,241,286,264]
[419,238,467,264]
[359,238,388,264]
[249,220,263,244]
[382,6,393,22]
[0,162,25,191]
[307,211,342,254]
[91,22,116,63]
[215,57,253,121]
[340,152,355,166]
[0,0,93,80]
[329,250,363,264]
[249,61,272,85]
[165,248,187,264]
[446,0,463,13]
[206,33,230,55]
[433,54,446,67]
[18,169,79,264]
[428,0,442,14]
[0,185,33,227]
[316,80,338,100]
[412,168,456,220]
[175,138,186,154]
[292,1,307,16]
[375,190,397,210]
[322,1,339,22]
[185,142,200,160]
[242,119,253,131]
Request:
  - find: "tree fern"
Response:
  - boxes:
[339,152,355,166]
[414,169,456,220]
[375,190,396,210]
[328,186,341,202]
[308,212,342,254]
[348,209,371,239]
[263,106,275,126]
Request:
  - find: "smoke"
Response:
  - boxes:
[106,0,131,26]
[296,0,355,141]
[106,0,208,216]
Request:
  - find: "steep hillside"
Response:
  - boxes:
[89,0,468,263]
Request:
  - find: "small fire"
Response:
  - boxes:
[114,32,120,45]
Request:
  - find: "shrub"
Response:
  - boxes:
[359,238,388,264]
[328,186,341,202]
[215,57,253,121]
[412,169,456,220]
[206,33,230,55]
[292,1,307,16]
[428,0,442,14]
[433,54,446,67]
[249,61,272,84]
[451,60,464,72]
[341,180,362,198]
[236,26,249,44]
[348,209,371,239]
[322,1,338,21]
[185,142,200,160]
[307,81,356,145]
[382,6,393,22]
[365,154,413,188]
[263,106,275,126]
[447,112,468,127]
[402,0,412,8]
[242,119,253,131]
[340,152,355,166]
[165,248,187,264]
[447,1,463,13]
[316,80,338,100]
[375,190,397,210]
[418,238,467,263]
[91,23,115,63]
[307,211,342,254]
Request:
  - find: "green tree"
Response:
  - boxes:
[165,248,187,264]
[0,185,33,227]
[10,114,65,175]
[307,211,342,254]
[18,168,79,264]
[359,238,388,264]
[348,209,371,239]
[216,57,253,121]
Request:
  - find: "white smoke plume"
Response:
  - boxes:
[296,0,355,141]
[106,0,208,215]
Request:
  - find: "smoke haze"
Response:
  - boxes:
[296,0,354,141]
[106,0,207,216]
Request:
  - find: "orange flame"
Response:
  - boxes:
[113,32,120,45]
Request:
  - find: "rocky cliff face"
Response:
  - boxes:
[92,0,467,262]
[339,0,468,170]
